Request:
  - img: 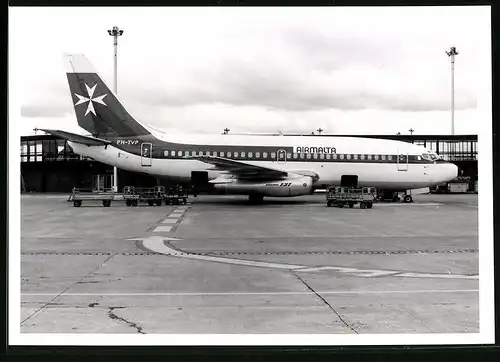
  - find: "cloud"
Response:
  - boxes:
[118,26,476,113]
[20,104,72,118]
[126,55,476,112]
[11,6,486,137]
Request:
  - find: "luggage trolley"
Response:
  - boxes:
[165,185,188,205]
[68,187,115,207]
[326,186,377,209]
[123,186,166,206]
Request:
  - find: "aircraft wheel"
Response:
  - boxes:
[367,202,373,209]
[339,203,344,208]
[148,200,154,206]
[327,200,332,207]
[103,200,111,207]
[404,195,413,203]
[349,203,354,208]
[183,198,187,205]
[73,200,82,207]
[155,199,162,206]
[125,200,131,207]
[360,202,366,209]
[132,200,138,207]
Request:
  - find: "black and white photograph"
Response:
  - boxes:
[8,4,495,346]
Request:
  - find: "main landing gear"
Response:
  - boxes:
[403,194,413,203]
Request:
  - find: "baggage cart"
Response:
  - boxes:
[326,186,377,209]
[165,185,188,205]
[67,187,115,207]
[123,186,165,206]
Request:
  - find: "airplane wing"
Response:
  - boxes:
[35,129,112,146]
[185,155,289,181]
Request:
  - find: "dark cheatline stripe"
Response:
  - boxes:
[111,139,435,165]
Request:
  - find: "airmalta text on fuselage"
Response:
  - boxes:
[293,146,336,154]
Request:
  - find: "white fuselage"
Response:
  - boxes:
[68,132,458,191]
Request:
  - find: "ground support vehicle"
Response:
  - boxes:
[376,190,414,203]
[68,188,115,207]
[123,186,165,206]
[165,186,188,205]
[326,186,377,209]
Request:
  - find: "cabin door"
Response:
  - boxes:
[397,152,408,171]
[277,149,287,163]
[141,142,152,167]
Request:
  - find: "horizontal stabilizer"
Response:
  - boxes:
[35,128,112,146]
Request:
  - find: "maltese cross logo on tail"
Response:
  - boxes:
[74,83,107,116]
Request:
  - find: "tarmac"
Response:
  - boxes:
[20,192,479,334]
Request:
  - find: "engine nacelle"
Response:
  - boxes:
[213,176,313,197]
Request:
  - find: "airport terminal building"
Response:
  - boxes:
[20,133,478,193]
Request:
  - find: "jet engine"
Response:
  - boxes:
[212,176,314,197]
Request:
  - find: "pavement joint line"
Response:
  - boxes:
[21,289,479,297]
[20,253,117,325]
[293,272,358,334]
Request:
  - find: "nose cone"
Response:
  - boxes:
[444,163,458,181]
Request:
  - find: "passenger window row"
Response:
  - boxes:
[162,150,398,161]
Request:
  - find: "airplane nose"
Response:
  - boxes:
[447,163,458,180]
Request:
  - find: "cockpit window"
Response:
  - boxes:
[422,153,432,161]
[422,152,441,161]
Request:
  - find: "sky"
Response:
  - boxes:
[9,6,491,137]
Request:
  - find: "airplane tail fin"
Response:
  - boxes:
[64,54,152,139]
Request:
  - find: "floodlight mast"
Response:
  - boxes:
[446,46,459,136]
[107,25,124,192]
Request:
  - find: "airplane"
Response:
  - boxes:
[38,54,458,204]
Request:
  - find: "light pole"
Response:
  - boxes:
[446,46,458,136]
[108,25,124,192]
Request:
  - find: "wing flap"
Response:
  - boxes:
[36,129,112,146]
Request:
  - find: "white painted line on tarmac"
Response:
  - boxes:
[162,219,178,224]
[397,272,478,280]
[296,266,478,279]
[130,236,479,280]
[297,266,399,277]
[22,289,479,297]
[134,236,305,270]
[153,226,172,233]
